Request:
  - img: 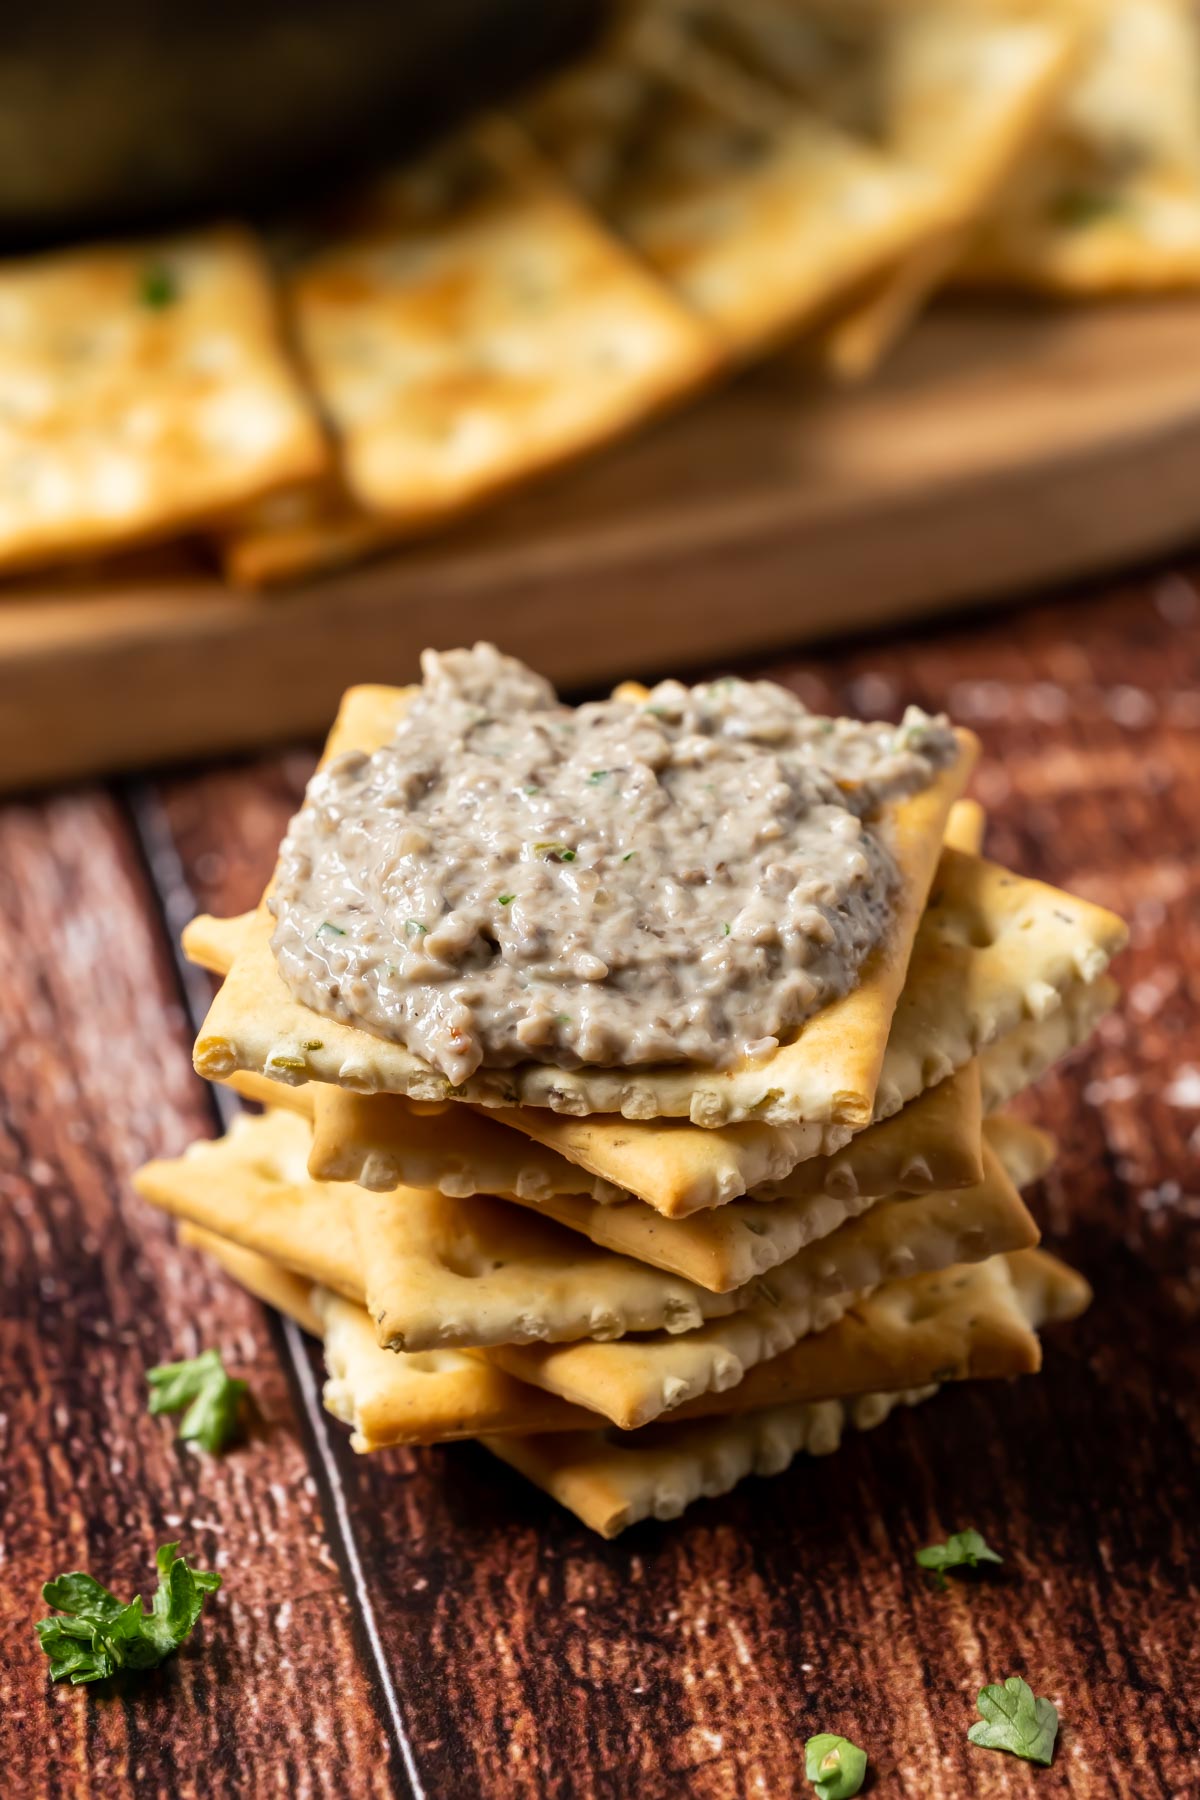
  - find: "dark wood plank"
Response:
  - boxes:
[142,566,1200,1799]
[7,298,1200,793]
[0,785,401,1797]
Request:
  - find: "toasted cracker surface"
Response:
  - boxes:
[0,224,328,572]
[485,1386,937,1538]
[676,0,1078,378]
[872,846,1127,1118]
[284,123,720,523]
[484,1154,1038,1428]
[959,0,1200,293]
[188,852,1119,1219]
[979,974,1119,1111]
[135,1114,362,1301]
[520,30,939,358]
[193,681,977,1128]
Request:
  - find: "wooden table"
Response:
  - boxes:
[3,567,1198,1799]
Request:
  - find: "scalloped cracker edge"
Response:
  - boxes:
[192,679,978,1128]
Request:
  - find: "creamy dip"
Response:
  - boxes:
[269,644,956,1083]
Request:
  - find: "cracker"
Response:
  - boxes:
[179,1221,324,1337]
[218,485,397,589]
[958,0,1200,293]
[0,224,328,573]
[193,680,977,1129]
[870,846,1127,1119]
[181,1222,593,1446]
[182,1227,1084,1461]
[275,122,720,526]
[316,1288,595,1450]
[983,1115,1057,1190]
[671,1245,1089,1423]
[134,1112,362,1302]
[979,974,1119,1112]
[483,1151,1038,1429]
[306,1055,980,1199]
[518,29,940,359]
[799,0,1081,377]
[188,852,1119,1221]
[485,1385,939,1538]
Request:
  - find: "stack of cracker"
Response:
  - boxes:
[135,664,1127,1537]
[3,0,1197,586]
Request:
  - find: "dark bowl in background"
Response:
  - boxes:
[0,0,605,248]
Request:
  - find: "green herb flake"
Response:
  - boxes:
[497,893,516,906]
[316,920,346,938]
[587,770,610,785]
[916,1527,1003,1589]
[622,851,636,862]
[554,1013,573,1026]
[522,784,540,795]
[968,1677,1059,1767]
[404,919,428,935]
[804,1733,867,1800]
[533,842,576,862]
[147,1347,247,1454]
[1049,186,1120,229]
[139,263,178,309]
[35,1542,220,1685]
[721,922,731,937]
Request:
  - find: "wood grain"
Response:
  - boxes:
[6,297,1200,791]
[0,788,399,1797]
[2,564,1198,1798]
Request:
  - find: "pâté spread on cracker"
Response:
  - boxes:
[136,643,1126,1534]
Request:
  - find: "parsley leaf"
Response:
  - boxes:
[533,842,576,862]
[916,1527,1003,1588]
[497,893,516,906]
[1049,186,1120,229]
[139,263,178,309]
[968,1676,1059,1767]
[316,920,345,938]
[147,1347,247,1453]
[805,1734,867,1799]
[36,1542,220,1685]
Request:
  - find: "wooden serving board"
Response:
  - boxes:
[3,570,1197,1798]
[4,294,1200,791]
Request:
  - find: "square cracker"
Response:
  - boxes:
[193,681,977,1129]
[179,1224,593,1447]
[255,121,720,530]
[482,1149,1038,1429]
[0,224,328,573]
[187,854,1120,1218]
[517,28,940,359]
[135,1114,362,1303]
[353,1116,1037,1353]
[183,1224,1084,1461]
[485,1387,939,1537]
[144,1105,1037,1368]
[870,845,1127,1118]
[979,973,1118,1113]
[708,0,1080,377]
[303,1056,982,1201]
[957,0,1200,293]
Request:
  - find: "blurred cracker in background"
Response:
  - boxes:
[219,118,722,587]
[0,225,328,574]
[522,11,939,359]
[957,0,1200,293]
